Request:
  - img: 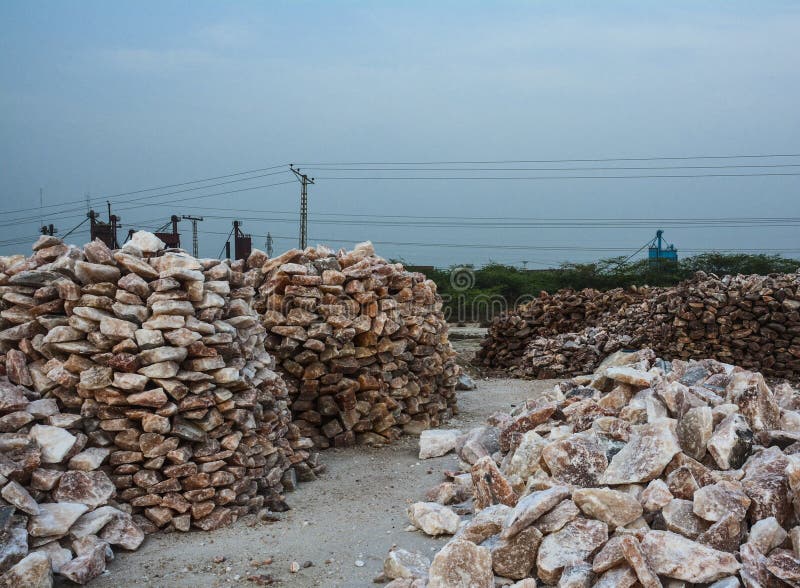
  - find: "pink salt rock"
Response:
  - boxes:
[502,485,570,539]
[640,479,673,512]
[619,535,662,588]
[471,456,518,510]
[541,431,608,487]
[640,530,740,583]
[692,480,750,522]
[427,539,493,588]
[696,513,742,553]
[600,420,680,485]
[535,518,608,585]
[572,487,643,529]
[489,525,542,580]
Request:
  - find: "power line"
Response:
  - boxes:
[0,163,289,216]
[196,212,800,229]
[297,153,800,166]
[0,177,295,228]
[313,172,800,180]
[303,163,800,172]
[167,205,800,225]
[192,230,800,254]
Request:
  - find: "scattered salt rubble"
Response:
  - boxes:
[0,233,318,585]
[478,271,800,382]
[385,350,800,587]
[476,286,658,374]
[248,242,459,449]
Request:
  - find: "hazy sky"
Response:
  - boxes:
[1,1,799,267]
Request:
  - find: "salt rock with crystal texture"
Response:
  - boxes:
[741,447,791,526]
[407,502,460,536]
[707,413,752,470]
[572,487,643,529]
[592,535,626,573]
[58,540,108,585]
[640,530,740,583]
[0,551,52,588]
[535,518,608,584]
[502,485,570,539]
[600,420,680,484]
[69,506,120,538]
[418,429,461,459]
[696,513,743,552]
[665,465,699,500]
[470,456,517,510]
[456,504,511,544]
[27,502,89,537]
[126,230,165,253]
[488,525,542,580]
[67,447,110,471]
[0,480,39,515]
[383,547,431,580]
[74,260,120,284]
[739,542,775,586]
[541,431,607,487]
[748,516,788,555]
[662,498,710,539]
[726,371,781,432]
[605,366,655,387]
[594,565,637,587]
[34,542,72,574]
[619,535,661,588]
[641,479,673,511]
[558,562,594,587]
[676,406,713,461]
[51,470,115,508]
[499,403,557,452]
[0,527,28,572]
[692,480,750,522]
[504,430,548,480]
[99,511,145,550]
[427,539,493,588]
[28,424,75,463]
[532,499,579,534]
[766,549,800,586]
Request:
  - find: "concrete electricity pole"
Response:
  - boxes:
[290,165,315,250]
[181,215,204,257]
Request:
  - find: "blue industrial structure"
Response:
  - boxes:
[648,229,678,266]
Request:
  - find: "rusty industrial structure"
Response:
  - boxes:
[88,205,120,249]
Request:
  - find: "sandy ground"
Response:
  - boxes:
[88,376,555,588]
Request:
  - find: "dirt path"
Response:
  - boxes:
[88,377,553,588]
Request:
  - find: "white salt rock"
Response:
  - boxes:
[126,231,165,254]
[419,429,462,459]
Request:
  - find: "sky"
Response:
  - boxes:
[1,1,799,267]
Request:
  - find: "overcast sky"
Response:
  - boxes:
[1,1,799,267]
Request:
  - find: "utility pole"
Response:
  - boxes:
[290,164,315,250]
[265,232,274,257]
[182,216,204,257]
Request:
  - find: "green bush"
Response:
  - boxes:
[424,253,800,322]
